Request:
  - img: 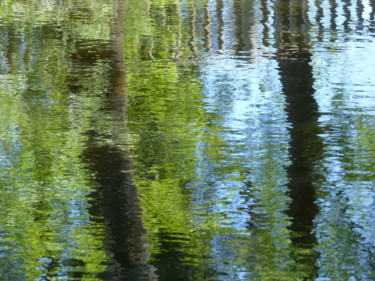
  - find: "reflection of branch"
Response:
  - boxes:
[148,39,155,60]
[189,1,199,57]
[356,0,365,27]
[217,0,225,50]
[371,0,375,20]
[160,3,168,56]
[175,3,183,60]
[147,1,155,59]
[275,0,311,45]
[302,0,310,27]
[204,0,213,52]
[111,0,127,112]
[260,0,271,47]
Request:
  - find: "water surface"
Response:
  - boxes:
[0,0,375,280]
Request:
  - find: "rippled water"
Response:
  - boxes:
[0,0,375,280]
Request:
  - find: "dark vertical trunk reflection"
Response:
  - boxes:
[330,0,338,33]
[315,0,325,41]
[343,0,351,32]
[85,144,156,280]
[274,0,323,276]
[81,1,157,280]
[356,0,365,28]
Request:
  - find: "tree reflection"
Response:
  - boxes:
[1,0,375,279]
[309,2,375,276]
[274,0,322,277]
[0,0,143,279]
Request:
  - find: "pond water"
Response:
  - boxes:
[0,0,375,280]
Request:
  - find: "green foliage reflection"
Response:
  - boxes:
[0,0,121,279]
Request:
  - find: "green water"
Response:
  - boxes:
[0,0,375,280]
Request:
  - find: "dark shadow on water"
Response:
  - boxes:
[74,1,157,279]
[83,140,157,281]
[274,0,324,277]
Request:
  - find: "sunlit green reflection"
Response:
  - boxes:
[0,0,121,279]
